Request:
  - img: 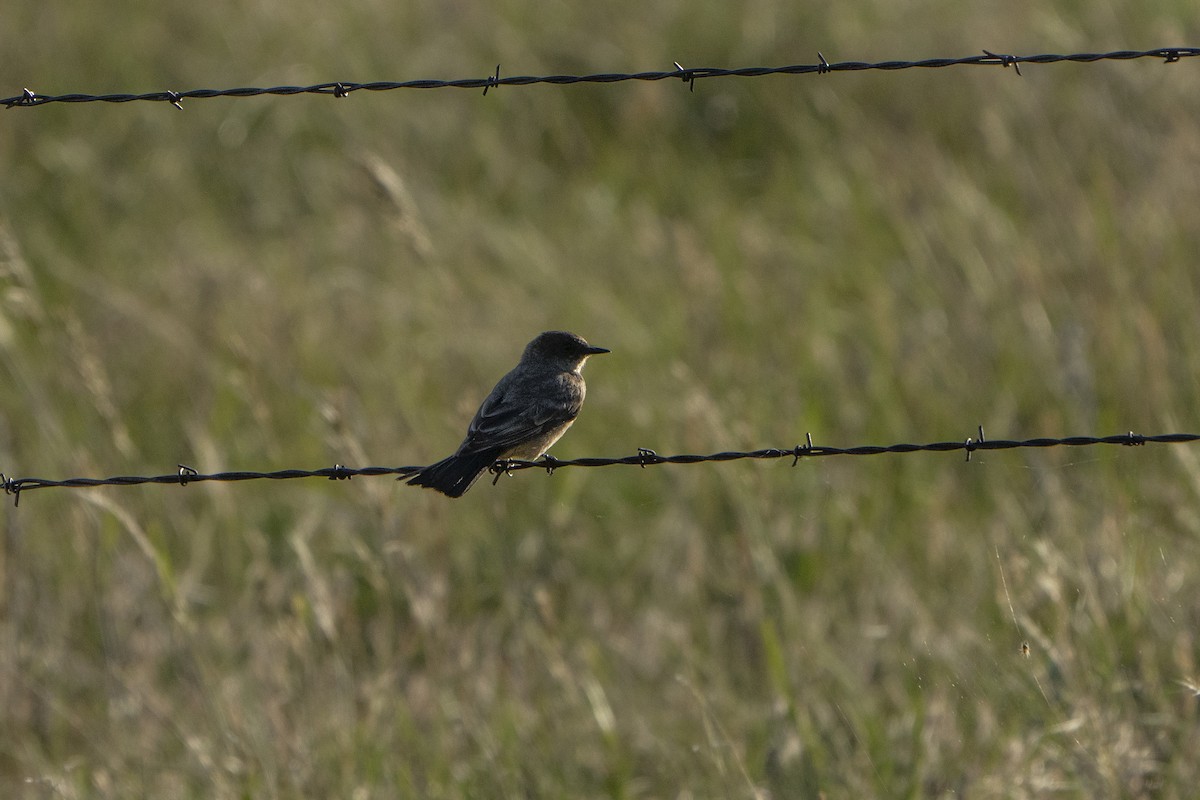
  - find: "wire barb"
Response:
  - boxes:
[177,464,198,486]
[4,88,38,109]
[672,61,697,92]
[165,90,183,110]
[0,473,20,507]
[982,50,1023,76]
[816,52,830,75]
[792,433,816,466]
[964,425,986,462]
[482,64,501,96]
[489,458,515,484]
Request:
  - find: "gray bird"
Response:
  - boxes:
[407,331,609,497]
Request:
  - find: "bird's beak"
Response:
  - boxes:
[585,345,610,355]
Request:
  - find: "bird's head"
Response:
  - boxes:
[523,330,610,372]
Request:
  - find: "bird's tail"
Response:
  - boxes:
[406,450,503,497]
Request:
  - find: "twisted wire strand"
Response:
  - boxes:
[1,430,1192,506]
[4,48,1195,109]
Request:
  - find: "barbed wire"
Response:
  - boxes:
[4,48,1195,110]
[1,429,1194,506]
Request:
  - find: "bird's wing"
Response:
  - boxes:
[458,373,582,456]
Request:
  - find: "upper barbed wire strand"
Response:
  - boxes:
[4,48,1195,109]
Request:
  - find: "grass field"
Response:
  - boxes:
[3,2,1200,797]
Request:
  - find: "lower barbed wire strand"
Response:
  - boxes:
[1,431,1194,503]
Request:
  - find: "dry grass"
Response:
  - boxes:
[3,2,1200,797]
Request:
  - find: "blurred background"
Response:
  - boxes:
[3,1,1200,796]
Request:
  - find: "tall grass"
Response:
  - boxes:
[3,2,1200,796]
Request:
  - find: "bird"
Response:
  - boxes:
[407,330,609,497]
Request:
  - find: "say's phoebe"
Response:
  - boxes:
[407,330,609,497]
